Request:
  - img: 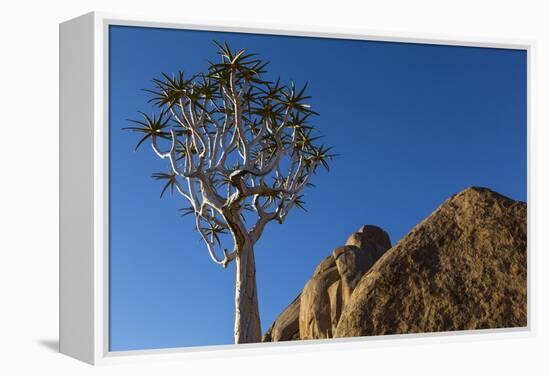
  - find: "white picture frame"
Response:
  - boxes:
[59,11,535,365]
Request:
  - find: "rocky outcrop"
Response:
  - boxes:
[264,225,392,342]
[263,294,301,342]
[335,187,527,337]
[299,225,392,340]
[299,265,341,339]
[264,187,527,342]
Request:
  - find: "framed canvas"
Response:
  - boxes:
[59,11,533,365]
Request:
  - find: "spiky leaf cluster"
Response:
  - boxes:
[124,41,335,266]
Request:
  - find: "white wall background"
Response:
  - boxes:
[1,0,548,375]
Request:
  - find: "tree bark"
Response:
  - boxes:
[234,243,262,343]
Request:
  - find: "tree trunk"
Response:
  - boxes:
[234,243,261,343]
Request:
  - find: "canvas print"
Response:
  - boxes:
[109,25,527,351]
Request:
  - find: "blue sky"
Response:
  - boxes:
[108,25,527,351]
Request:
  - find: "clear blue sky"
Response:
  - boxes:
[108,25,527,351]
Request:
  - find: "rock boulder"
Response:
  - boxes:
[264,187,527,342]
[335,187,527,337]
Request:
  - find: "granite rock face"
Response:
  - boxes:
[335,187,527,337]
[263,187,527,342]
[345,225,392,262]
[262,294,301,342]
[265,225,392,342]
[299,265,341,339]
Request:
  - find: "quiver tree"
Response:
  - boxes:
[125,42,334,344]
